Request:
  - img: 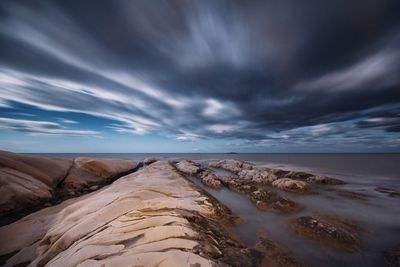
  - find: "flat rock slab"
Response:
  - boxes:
[0,161,255,267]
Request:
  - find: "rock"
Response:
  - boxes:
[384,245,400,267]
[208,159,254,174]
[143,157,158,165]
[375,186,400,198]
[238,167,277,184]
[89,185,99,191]
[249,189,301,214]
[62,157,137,190]
[307,175,345,185]
[0,161,255,267]
[285,171,312,180]
[198,171,223,190]
[272,178,309,193]
[255,231,305,267]
[226,179,257,194]
[0,151,72,220]
[176,160,201,175]
[291,215,362,253]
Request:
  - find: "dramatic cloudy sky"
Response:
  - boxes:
[0,0,400,152]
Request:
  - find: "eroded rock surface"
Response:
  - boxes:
[272,178,309,193]
[0,161,257,267]
[249,189,302,214]
[0,151,138,226]
[291,215,363,253]
[176,160,223,190]
[61,157,137,190]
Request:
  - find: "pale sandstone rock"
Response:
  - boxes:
[176,160,201,175]
[238,167,277,184]
[272,178,309,192]
[143,157,158,165]
[1,161,243,267]
[62,157,137,189]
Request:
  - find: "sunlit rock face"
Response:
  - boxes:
[0,161,254,267]
[271,178,309,193]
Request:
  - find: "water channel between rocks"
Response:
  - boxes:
[185,161,400,267]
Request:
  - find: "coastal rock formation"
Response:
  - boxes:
[0,161,257,267]
[238,168,278,184]
[291,215,362,253]
[176,160,201,175]
[0,151,72,218]
[249,189,302,214]
[209,159,254,174]
[61,157,137,190]
[198,170,223,189]
[0,151,138,225]
[272,178,309,193]
[306,175,345,185]
[143,157,158,165]
[375,186,400,198]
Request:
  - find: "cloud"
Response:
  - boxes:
[0,117,99,136]
[0,0,399,150]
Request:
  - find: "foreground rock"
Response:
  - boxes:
[0,151,138,225]
[0,161,258,267]
[291,214,363,253]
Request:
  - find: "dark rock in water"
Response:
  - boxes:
[255,231,306,267]
[226,179,257,194]
[307,175,345,185]
[291,215,363,253]
[384,245,400,267]
[333,189,370,200]
[375,187,400,198]
[249,189,301,214]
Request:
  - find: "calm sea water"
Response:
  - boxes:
[29,153,400,266]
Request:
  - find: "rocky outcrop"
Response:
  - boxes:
[291,215,363,253]
[272,178,309,193]
[143,157,158,165]
[176,160,201,175]
[209,159,254,174]
[61,157,137,190]
[0,151,138,225]
[249,189,302,214]
[0,161,258,267]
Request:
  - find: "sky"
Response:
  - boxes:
[0,0,400,153]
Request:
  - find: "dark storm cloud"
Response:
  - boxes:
[0,0,399,148]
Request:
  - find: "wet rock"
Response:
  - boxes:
[249,189,301,214]
[307,175,345,185]
[285,171,312,180]
[375,186,400,198]
[384,245,400,267]
[238,167,277,185]
[176,160,201,175]
[291,215,362,253]
[255,231,306,267]
[89,185,99,191]
[334,189,370,200]
[272,178,309,193]
[209,159,254,174]
[226,179,257,194]
[198,171,223,190]
[143,157,158,165]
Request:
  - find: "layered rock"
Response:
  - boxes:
[176,160,223,190]
[176,160,201,175]
[0,151,137,225]
[272,178,309,193]
[61,157,137,190]
[0,161,256,267]
[249,189,302,214]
